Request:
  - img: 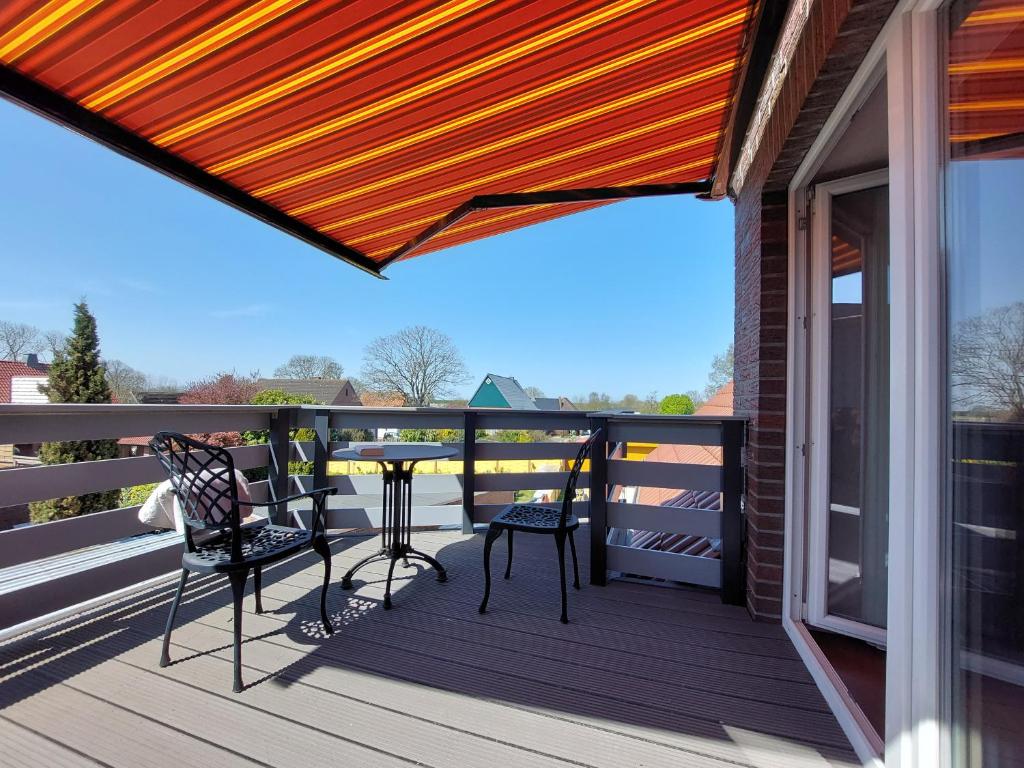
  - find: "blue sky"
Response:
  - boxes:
[0,98,735,400]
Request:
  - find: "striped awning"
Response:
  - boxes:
[948,0,1024,158]
[0,0,761,276]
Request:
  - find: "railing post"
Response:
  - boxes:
[588,416,608,586]
[720,419,746,605]
[313,408,330,491]
[462,411,476,534]
[268,407,294,526]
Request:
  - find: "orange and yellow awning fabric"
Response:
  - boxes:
[0,0,758,275]
[949,0,1024,156]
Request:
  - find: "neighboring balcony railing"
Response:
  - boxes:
[0,404,745,633]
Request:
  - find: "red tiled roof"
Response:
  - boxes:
[360,391,406,408]
[694,380,733,417]
[0,360,47,403]
[117,436,152,447]
[635,380,733,506]
[628,382,733,558]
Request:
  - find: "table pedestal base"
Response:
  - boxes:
[340,462,446,608]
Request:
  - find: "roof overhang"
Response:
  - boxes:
[0,0,781,277]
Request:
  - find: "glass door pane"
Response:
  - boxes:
[827,184,890,629]
[946,1,1024,765]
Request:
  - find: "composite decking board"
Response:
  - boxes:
[155,547,847,747]
[277,571,804,669]
[282,557,790,641]
[150,629,760,768]
[229,588,848,746]
[20,641,560,768]
[0,527,858,768]
[176,564,816,685]
[252,582,826,709]
[0,672,262,768]
[0,715,109,768]
[141,618,853,768]
[289,558,803,657]
[278,562,800,657]
[9,603,844,768]
[100,633,705,768]
[311,533,789,643]
[249,590,833,720]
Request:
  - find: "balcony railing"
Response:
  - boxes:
[0,404,745,634]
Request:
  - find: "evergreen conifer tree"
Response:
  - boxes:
[29,302,120,523]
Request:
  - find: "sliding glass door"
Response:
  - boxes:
[945,1,1024,765]
[807,170,891,643]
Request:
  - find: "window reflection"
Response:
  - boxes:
[947,1,1024,765]
[828,184,890,628]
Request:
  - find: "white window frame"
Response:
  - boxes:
[782,1,947,766]
[806,168,891,647]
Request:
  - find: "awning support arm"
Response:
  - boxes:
[381,179,713,267]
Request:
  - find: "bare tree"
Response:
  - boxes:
[43,330,67,361]
[703,342,734,400]
[0,320,42,360]
[952,302,1024,419]
[361,326,468,406]
[274,354,344,379]
[524,385,545,399]
[104,359,147,403]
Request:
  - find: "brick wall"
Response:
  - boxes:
[734,0,897,620]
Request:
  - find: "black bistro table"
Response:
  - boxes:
[332,443,458,608]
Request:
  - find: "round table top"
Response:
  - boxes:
[331,443,458,463]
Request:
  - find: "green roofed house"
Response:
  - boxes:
[468,374,536,410]
[467,374,575,411]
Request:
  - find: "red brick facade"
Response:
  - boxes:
[734,0,898,619]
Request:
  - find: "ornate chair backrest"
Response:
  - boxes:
[559,428,603,529]
[150,431,242,556]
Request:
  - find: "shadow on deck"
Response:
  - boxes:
[0,526,858,768]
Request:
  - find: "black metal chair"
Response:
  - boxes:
[479,428,602,624]
[150,431,338,692]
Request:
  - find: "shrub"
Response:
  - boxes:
[120,483,158,508]
[658,393,696,415]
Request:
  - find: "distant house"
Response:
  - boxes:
[255,377,361,406]
[117,435,153,459]
[359,391,406,440]
[533,396,577,411]
[468,374,575,411]
[136,391,183,404]
[359,391,406,408]
[0,357,50,467]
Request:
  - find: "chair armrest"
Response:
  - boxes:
[238,488,337,536]
[236,487,338,507]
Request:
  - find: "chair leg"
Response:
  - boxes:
[504,528,514,579]
[568,529,580,590]
[479,526,503,614]
[253,566,263,614]
[228,569,249,693]
[555,532,569,624]
[312,536,333,634]
[160,568,189,668]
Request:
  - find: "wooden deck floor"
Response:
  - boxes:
[0,527,858,768]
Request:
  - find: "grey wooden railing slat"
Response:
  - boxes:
[606,459,723,492]
[606,501,722,539]
[0,444,269,507]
